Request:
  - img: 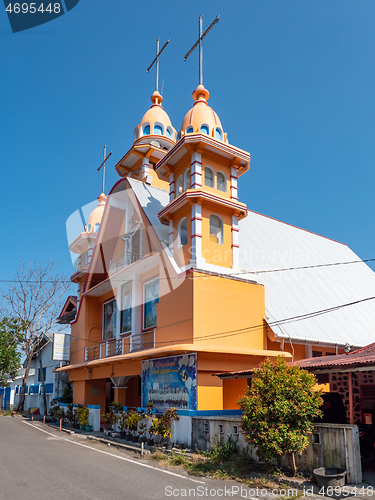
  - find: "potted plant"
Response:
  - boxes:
[49,398,59,423]
[66,403,75,428]
[117,411,128,439]
[151,408,178,448]
[101,411,117,432]
[126,411,142,441]
[77,406,90,430]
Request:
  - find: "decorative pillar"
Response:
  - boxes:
[190,204,203,267]
[168,220,174,256]
[141,157,149,180]
[230,167,238,200]
[231,215,240,269]
[169,173,175,202]
[191,152,202,189]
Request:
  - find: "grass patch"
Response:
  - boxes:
[148,436,308,489]
[0,410,12,416]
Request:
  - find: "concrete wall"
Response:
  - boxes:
[174,414,361,485]
[281,423,362,485]
[191,416,259,461]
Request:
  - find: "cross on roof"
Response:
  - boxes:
[183,15,220,87]
[97,145,112,194]
[146,38,170,94]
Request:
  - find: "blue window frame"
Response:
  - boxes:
[200,124,209,135]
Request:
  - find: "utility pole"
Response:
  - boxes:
[37,335,47,416]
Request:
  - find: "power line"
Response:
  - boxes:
[66,295,375,358]
[1,257,375,284]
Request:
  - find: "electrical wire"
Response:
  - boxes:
[66,295,375,358]
[1,257,375,284]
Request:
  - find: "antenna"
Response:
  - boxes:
[146,38,170,93]
[183,15,220,86]
[97,145,113,194]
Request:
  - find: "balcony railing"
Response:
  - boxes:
[84,330,155,362]
[106,339,122,357]
[131,331,155,351]
[85,344,100,361]
[109,251,141,276]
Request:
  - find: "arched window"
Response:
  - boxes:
[134,128,139,141]
[217,172,226,192]
[184,168,191,191]
[176,175,183,196]
[95,223,100,232]
[186,126,193,134]
[87,224,92,232]
[200,124,209,135]
[154,124,163,135]
[210,215,223,244]
[204,167,214,188]
[177,131,182,141]
[143,124,150,136]
[166,127,173,138]
[178,218,188,247]
[215,128,223,140]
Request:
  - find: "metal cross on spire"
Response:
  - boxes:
[97,145,112,194]
[183,14,220,87]
[146,38,170,93]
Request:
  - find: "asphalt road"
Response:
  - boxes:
[3,417,369,500]
[0,416,275,500]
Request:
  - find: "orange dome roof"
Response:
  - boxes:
[86,192,106,233]
[180,85,226,142]
[133,92,176,143]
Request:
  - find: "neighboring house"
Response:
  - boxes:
[56,82,375,415]
[0,333,70,414]
[290,344,375,427]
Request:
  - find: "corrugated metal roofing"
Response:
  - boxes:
[238,210,375,348]
[129,178,375,349]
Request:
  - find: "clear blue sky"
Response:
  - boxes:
[1,0,374,291]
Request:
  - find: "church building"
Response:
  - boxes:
[58,26,375,413]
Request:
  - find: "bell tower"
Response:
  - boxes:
[155,85,250,272]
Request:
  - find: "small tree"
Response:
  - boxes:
[238,356,323,473]
[2,260,71,412]
[0,317,23,385]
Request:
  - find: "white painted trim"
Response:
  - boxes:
[232,215,240,270]
[141,157,149,180]
[190,204,204,267]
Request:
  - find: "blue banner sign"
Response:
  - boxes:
[142,353,197,410]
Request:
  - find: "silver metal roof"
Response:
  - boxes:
[129,178,375,349]
[239,211,375,348]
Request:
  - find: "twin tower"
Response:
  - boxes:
[114,83,251,273]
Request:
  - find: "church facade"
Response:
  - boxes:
[58,81,375,413]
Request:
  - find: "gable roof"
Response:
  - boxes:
[289,342,375,372]
[129,180,375,349]
[238,211,375,348]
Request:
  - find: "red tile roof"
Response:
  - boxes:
[215,342,375,378]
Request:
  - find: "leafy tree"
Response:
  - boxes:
[238,356,323,473]
[2,260,71,412]
[0,317,23,385]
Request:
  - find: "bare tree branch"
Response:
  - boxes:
[1,260,72,412]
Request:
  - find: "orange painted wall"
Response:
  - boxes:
[156,273,193,346]
[223,378,248,409]
[200,155,231,200]
[172,206,193,268]
[201,207,232,268]
[266,337,344,361]
[197,370,223,410]
[193,272,265,350]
